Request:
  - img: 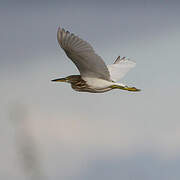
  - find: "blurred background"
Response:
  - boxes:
[1,0,180,179]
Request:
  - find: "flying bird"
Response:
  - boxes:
[52,27,140,93]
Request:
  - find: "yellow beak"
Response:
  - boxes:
[51,78,67,82]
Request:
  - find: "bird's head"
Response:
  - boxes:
[51,75,81,83]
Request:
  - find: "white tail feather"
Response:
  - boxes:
[107,56,136,82]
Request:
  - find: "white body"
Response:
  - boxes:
[83,77,125,89]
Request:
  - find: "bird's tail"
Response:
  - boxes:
[111,85,141,92]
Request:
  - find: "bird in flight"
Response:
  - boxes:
[52,27,140,93]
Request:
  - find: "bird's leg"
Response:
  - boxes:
[111,85,141,92]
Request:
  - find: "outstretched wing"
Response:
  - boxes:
[57,27,110,81]
[107,56,136,82]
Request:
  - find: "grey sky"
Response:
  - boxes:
[1,0,180,179]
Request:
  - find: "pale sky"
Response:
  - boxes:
[1,0,180,180]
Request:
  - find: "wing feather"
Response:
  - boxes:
[108,56,136,82]
[57,27,110,80]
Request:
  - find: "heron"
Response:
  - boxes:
[52,27,140,93]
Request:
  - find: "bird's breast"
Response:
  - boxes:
[82,77,114,89]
